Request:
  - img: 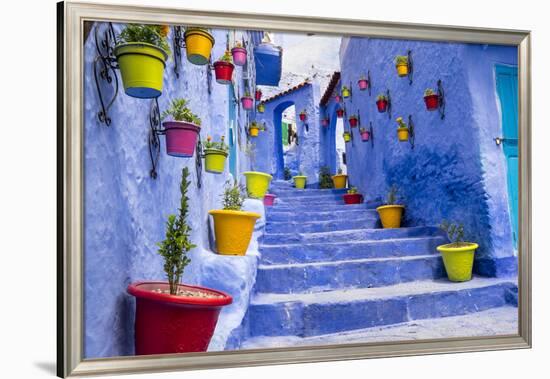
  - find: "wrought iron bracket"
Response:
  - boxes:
[367,70,372,96]
[93,22,119,126]
[195,137,203,189]
[148,98,164,179]
[436,79,446,120]
[368,121,374,147]
[407,50,414,85]
[173,26,185,79]
[386,90,393,120]
[408,114,415,149]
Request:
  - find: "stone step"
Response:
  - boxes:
[270,188,348,197]
[273,195,349,204]
[259,236,448,265]
[261,226,442,245]
[266,208,378,222]
[265,216,379,233]
[255,255,445,294]
[245,277,517,338]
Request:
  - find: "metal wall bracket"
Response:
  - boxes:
[172,26,185,79]
[386,90,393,119]
[407,50,414,85]
[148,98,164,179]
[93,22,119,126]
[437,79,446,120]
[367,70,372,96]
[408,114,415,149]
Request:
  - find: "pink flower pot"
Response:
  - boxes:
[241,96,254,110]
[335,95,341,103]
[263,194,276,206]
[358,79,369,90]
[231,47,247,66]
[343,193,363,204]
[163,121,201,157]
[360,130,371,142]
[299,113,307,121]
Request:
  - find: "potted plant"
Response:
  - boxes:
[257,103,265,113]
[334,94,341,103]
[396,117,409,142]
[255,89,262,101]
[183,27,215,65]
[332,168,348,189]
[358,75,369,90]
[437,221,478,282]
[248,121,262,137]
[213,51,235,84]
[321,117,329,127]
[244,171,273,199]
[342,86,351,98]
[241,91,254,110]
[359,127,371,142]
[203,135,229,174]
[336,108,344,118]
[293,171,307,189]
[395,55,409,77]
[209,181,261,255]
[299,110,307,122]
[263,194,276,206]
[343,187,363,204]
[127,167,232,355]
[376,185,404,228]
[114,24,171,99]
[231,41,247,66]
[342,131,351,142]
[424,88,439,111]
[161,98,201,157]
[319,166,334,189]
[376,93,389,113]
[349,114,359,128]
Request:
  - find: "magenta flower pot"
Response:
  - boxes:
[335,95,341,103]
[263,194,276,206]
[360,131,371,141]
[231,47,247,66]
[163,121,201,157]
[358,79,369,90]
[241,96,254,110]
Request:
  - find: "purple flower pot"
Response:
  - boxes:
[263,194,276,206]
[231,47,247,66]
[163,121,201,157]
[360,131,371,141]
[241,96,254,110]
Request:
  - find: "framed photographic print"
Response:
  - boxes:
[57,1,531,377]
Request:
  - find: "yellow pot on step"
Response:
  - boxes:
[293,176,307,189]
[209,210,260,255]
[376,205,404,228]
[332,174,347,189]
[184,28,215,65]
[396,63,409,77]
[437,243,478,282]
[397,128,409,142]
[204,149,228,174]
[244,171,273,199]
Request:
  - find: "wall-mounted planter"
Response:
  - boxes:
[332,174,348,189]
[437,243,478,282]
[241,96,254,110]
[396,115,415,148]
[293,175,307,189]
[263,194,276,206]
[162,121,201,157]
[184,28,215,65]
[257,103,265,113]
[424,94,440,111]
[349,115,358,128]
[231,46,247,66]
[377,205,404,228]
[299,112,307,121]
[343,131,351,142]
[343,193,363,204]
[255,89,262,101]
[321,118,329,127]
[336,108,344,118]
[360,129,371,142]
[209,210,260,255]
[249,125,260,137]
[213,61,235,84]
[358,78,369,91]
[335,95,341,103]
[244,171,273,199]
[397,127,409,142]
[376,99,388,113]
[395,55,409,77]
[114,42,169,99]
[342,86,351,98]
[204,148,228,174]
[127,281,232,355]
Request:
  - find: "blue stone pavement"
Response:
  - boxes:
[229,181,518,347]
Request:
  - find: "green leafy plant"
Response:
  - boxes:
[249,121,265,131]
[377,93,388,101]
[359,127,367,133]
[348,187,358,194]
[319,166,334,189]
[222,180,246,211]
[440,220,467,247]
[204,135,228,152]
[424,88,436,97]
[118,24,171,55]
[386,184,399,205]
[349,114,358,119]
[161,98,201,125]
[243,90,252,98]
[157,167,195,295]
[359,74,367,80]
[395,55,408,65]
[284,167,292,181]
[218,50,233,63]
[396,117,408,129]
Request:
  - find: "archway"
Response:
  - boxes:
[325,103,347,175]
[273,100,296,179]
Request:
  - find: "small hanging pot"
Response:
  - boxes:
[342,87,351,98]
[343,131,351,142]
[299,112,307,122]
[397,127,409,142]
[358,78,369,91]
[255,89,262,101]
[231,46,247,66]
[424,94,439,111]
[335,94,341,103]
[336,108,344,118]
[241,96,254,110]
[349,115,358,128]
[213,61,235,84]
[360,129,370,142]
[257,103,265,113]
[376,99,388,113]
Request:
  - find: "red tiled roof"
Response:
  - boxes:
[261,81,311,104]
[320,71,341,106]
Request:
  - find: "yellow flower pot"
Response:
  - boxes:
[332,174,347,189]
[376,205,404,228]
[208,210,260,255]
[114,42,168,99]
[293,176,307,189]
[396,63,409,77]
[397,128,409,142]
[204,149,228,174]
[343,132,351,142]
[437,243,478,282]
[244,171,273,199]
[342,87,351,98]
[184,28,215,65]
[249,127,260,137]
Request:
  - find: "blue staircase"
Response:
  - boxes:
[232,181,517,348]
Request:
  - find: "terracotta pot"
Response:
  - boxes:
[424,94,439,111]
[213,61,234,84]
[376,99,388,113]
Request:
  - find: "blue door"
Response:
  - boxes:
[228,85,238,179]
[495,64,518,246]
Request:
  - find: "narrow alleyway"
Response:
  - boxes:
[238,182,518,347]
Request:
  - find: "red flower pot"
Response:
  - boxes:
[255,89,262,101]
[241,96,254,110]
[321,118,329,127]
[424,94,439,111]
[299,113,307,121]
[343,193,363,204]
[349,117,358,127]
[336,109,344,118]
[358,79,369,90]
[335,95,341,103]
[231,47,247,66]
[360,130,371,141]
[163,121,201,157]
[128,281,232,355]
[263,194,276,206]
[376,100,388,113]
[213,61,234,84]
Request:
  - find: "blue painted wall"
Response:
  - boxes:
[335,37,518,276]
[84,23,264,358]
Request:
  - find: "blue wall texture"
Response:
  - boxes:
[332,37,518,277]
[84,23,265,358]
